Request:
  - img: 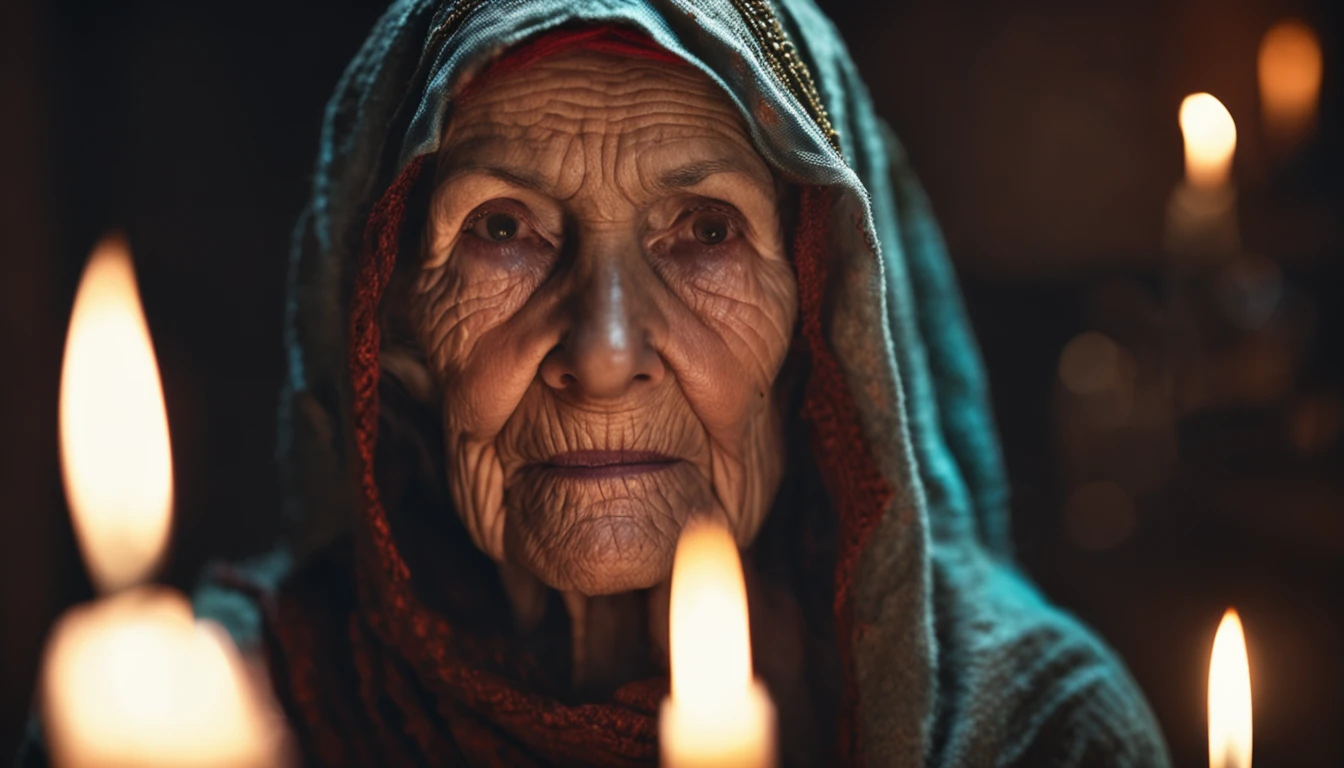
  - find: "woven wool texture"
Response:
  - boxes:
[188,2,1173,766]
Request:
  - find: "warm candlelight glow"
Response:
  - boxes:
[1180,93,1237,189]
[59,235,173,593]
[669,520,753,705]
[661,519,775,768]
[44,234,286,767]
[42,588,278,768]
[1258,19,1322,149]
[1209,608,1252,768]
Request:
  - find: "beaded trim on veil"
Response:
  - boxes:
[424,0,841,155]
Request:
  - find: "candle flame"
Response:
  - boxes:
[1180,93,1237,189]
[668,519,753,712]
[1208,608,1252,768]
[1258,19,1322,149]
[59,235,173,593]
[662,519,775,767]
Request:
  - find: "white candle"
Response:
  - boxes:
[43,235,284,768]
[1180,93,1237,190]
[42,587,278,768]
[1208,608,1252,768]
[660,520,776,768]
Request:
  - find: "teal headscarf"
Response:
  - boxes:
[188,1,1174,765]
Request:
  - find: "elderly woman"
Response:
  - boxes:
[188,1,1169,766]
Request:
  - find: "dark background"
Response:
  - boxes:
[2,0,1340,764]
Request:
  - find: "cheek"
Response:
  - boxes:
[414,239,550,369]
[657,248,797,539]
[413,246,551,421]
[661,247,798,406]
[412,249,557,558]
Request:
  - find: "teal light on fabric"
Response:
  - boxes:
[229,1,1170,764]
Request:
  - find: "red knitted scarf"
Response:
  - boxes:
[266,27,892,767]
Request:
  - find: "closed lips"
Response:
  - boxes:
[542,450,680,477]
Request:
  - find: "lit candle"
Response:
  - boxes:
[1208,608,1252,768]
[1165,94,1241,260]
[42,587,278,768]
[660,520,776,768]
[42,235,283,768]
[1258,19,1322,153]
[57,234,173,595]
[1180,93,1237,190]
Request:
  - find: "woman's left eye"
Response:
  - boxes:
[688,210,735,246]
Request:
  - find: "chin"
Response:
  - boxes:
[510,514,678,596]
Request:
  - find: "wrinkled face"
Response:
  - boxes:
[412,48,798,595]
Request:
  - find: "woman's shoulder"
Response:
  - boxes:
[932,562,1172,767]
[192,544,356,654]
[191,548,293,653]
[993,609,1171,767]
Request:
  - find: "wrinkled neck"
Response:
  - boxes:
[562,589,665,700]
[500,563,668,701]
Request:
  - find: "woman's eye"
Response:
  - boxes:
[691,212,731,245]
[474,212,520,242]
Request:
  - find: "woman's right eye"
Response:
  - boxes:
[474,212,519,242]
[463,201,540,245]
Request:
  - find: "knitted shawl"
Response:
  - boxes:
[194,2,1172,765]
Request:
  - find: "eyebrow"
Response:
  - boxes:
[655,158,772,193]
[441,157,775,199]
[440,163,551,193]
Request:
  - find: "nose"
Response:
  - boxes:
[540,258,665,399]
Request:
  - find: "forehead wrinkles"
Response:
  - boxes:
[461,53,729,119]
[443,52,758,202]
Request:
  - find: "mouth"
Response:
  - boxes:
[541,450,681,479]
